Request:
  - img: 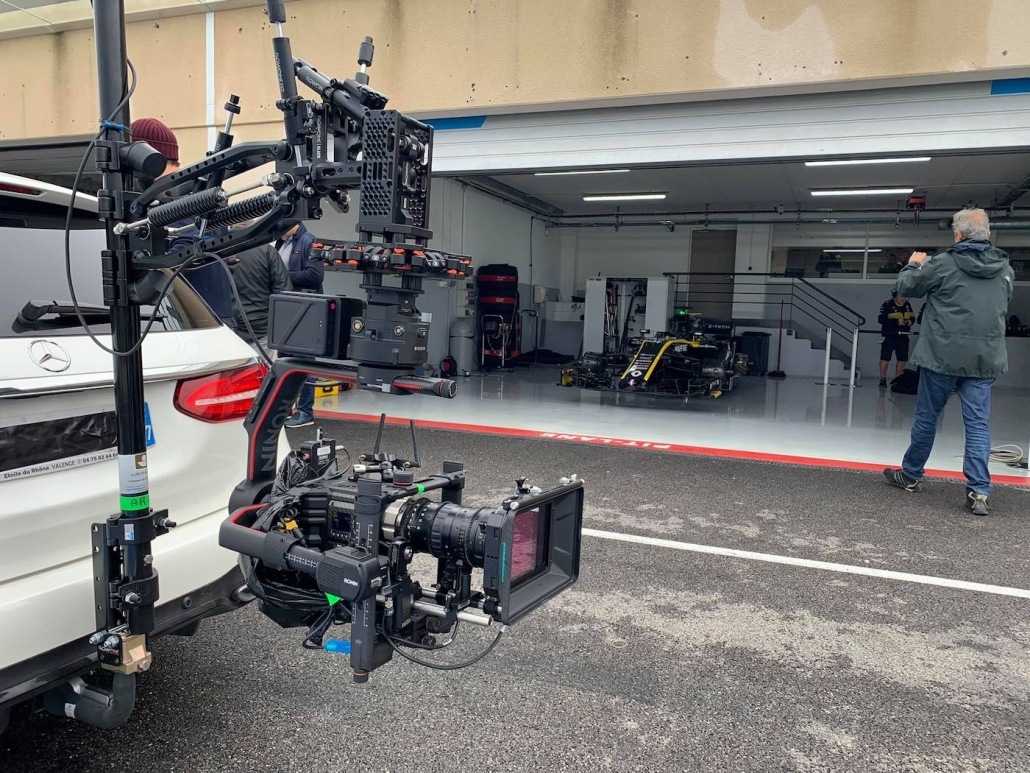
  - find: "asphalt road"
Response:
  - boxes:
[4,421,1030,772]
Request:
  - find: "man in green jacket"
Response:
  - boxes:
[883,208,1014,515]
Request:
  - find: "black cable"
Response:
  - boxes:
[302,609,336,650]
[63,58,185,359]
[381,625,505,671]
[389,622,461,651]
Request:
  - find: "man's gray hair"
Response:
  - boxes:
[952,208,990,240]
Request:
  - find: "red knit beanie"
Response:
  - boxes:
[130,117,179,164]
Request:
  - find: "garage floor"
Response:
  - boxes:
[317,368,1030,486]
[4,422,1029,772]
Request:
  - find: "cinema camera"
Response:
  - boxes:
[87,0,584,683]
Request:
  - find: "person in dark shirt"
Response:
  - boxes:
[276,223,323,293]
[229,243,290,351]
[877,291,915,387]
[129,118,236,328]
[275,223,323,427]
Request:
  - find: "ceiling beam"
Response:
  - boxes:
[454,176,565,219]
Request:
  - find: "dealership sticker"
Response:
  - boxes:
[1,447,118,482]
[118,452,149,495]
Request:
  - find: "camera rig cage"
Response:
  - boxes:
[87,0,584,683]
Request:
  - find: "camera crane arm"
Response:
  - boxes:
[87,0,461,674]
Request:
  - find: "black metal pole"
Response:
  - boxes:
[93,0,156,636]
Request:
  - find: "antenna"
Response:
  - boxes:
[373,413,387,455]
[409,419,422,468]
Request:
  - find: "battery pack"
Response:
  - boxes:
[268,293,365,359]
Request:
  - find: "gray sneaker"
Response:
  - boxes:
[883,468,922,492]
[285,411,314,429]
[965,489,990,516]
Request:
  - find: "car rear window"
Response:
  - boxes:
[0,224,219,338]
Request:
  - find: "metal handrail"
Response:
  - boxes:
[663,271,866,386]
[793,277,866,327]
[661,271,866,328]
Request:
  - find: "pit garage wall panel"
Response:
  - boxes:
[431,82,1030,174]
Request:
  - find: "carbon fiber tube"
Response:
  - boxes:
[391,375,457,398]
[148,188,226,227]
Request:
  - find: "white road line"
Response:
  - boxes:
[583,528,1030,600]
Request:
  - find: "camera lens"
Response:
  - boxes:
[398,499,491,567]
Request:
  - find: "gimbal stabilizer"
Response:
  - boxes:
[88,0,583,685]
[87,0,467,672]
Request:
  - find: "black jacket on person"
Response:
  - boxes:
[277,223,323,293]
[878,298,915,335]
[230,244,290,342]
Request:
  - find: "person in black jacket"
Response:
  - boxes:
[229,243,289,352]
[276,223,323,427]
[877,291,915,387]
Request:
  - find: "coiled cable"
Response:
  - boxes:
[990,445,1026,465]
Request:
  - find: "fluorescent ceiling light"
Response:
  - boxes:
[582,193,667,202]
[822,248,883,253]
[805,157,932,167]
[810,188,914,197]
[535,169,631,176]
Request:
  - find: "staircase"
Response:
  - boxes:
[665,272,865,383]
[736,324,850,380]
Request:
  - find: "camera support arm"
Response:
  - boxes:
[87,0,461,676]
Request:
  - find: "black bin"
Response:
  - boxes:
[738,331,771,375]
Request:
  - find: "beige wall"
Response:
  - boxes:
[4,0,1030,145]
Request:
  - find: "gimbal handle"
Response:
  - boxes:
[228,358,456,512]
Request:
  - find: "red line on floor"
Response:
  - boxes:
[315,409,1030,487]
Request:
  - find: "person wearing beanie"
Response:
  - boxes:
[130,117,179,168]
[130,117,235,328]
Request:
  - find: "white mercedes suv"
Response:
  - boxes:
[0,172,279,732]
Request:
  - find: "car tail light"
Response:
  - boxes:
[174,362,269,423]
[0,182,43,196]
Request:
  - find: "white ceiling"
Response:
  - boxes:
[484,153,1030,216]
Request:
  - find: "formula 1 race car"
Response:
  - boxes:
[560,315,748,399]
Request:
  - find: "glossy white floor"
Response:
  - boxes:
[315,367,1030,486]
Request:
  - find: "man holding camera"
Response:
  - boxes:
[883,209,1013,515]
[877,290,915,387]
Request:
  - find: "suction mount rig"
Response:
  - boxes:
[88,0,470,670]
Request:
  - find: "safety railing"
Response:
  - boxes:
[663,272,867,387]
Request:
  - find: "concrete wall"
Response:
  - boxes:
[6,0,1030,146]
[566,227,693,293]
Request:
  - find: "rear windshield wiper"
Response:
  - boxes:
[14,299,165,332]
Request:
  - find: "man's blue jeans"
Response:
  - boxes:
[297,380,316,417]
[902,368,994,496]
